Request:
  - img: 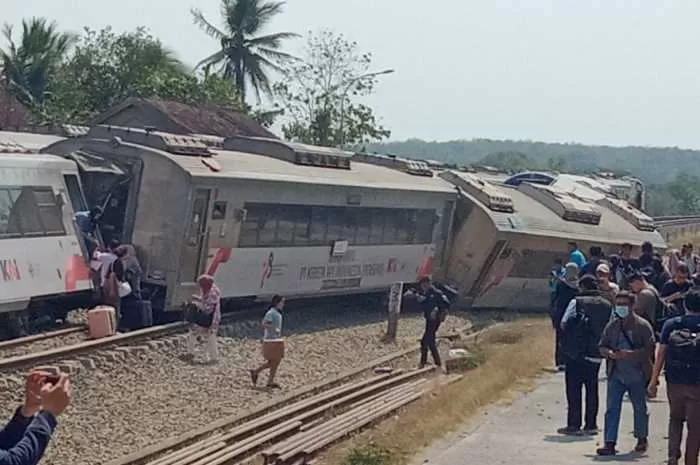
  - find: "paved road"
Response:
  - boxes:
[415,372,673,465]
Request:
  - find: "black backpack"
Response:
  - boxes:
[562,303,594,360]
[667,320,700,384]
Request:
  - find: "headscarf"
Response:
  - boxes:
[564,262,579,284]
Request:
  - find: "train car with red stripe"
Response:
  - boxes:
[0,133,93,331]
[44,126,457,319]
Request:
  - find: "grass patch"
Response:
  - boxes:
[315,318,553,465]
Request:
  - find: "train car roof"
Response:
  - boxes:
[444,170,665,248]
[179,148,456,193]
[0,131,66,152]
[0,151,77,170]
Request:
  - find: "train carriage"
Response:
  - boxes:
[437,170,665,310]
[0,135,92,318]
[45,127,457,315]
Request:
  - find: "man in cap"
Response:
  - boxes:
[596,263,619,306]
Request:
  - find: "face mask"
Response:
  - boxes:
[614,306,629,319]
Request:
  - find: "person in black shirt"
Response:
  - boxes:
[580,246,605,277]
[660,264,692,319]
[416,276,450,369]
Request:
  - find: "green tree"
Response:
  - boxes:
[191,0,298,102]
[274,29,392,147]
[31,27,243,125]
[0,17,76,106]
[477,151,538,173]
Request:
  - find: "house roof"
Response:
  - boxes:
[91,98,277,139]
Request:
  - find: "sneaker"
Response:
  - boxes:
[582,427,599,436]
[596,442,617,456]
[249,370,258,386]
[557,427,582,436]
[634,438,648,453]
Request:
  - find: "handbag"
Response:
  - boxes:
[184,302,214,329]
[118,281,132,298]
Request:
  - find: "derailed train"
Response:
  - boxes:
[0,126,665,324]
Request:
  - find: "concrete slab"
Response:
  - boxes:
[414,372,673,465]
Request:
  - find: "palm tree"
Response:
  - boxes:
[0,18,76,106]
[191,0,298,102]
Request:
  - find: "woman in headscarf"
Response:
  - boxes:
[116,245,143,330]
[666,249,682,278]
[185,275,222,364]
[551,262,580,370]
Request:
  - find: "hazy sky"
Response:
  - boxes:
[4,0,700,147]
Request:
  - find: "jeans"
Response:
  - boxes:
[604,376,648,443]
[420,321,441,367]
[667,383,700,465]
[565,359,601,429]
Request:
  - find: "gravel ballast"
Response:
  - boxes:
[0,307,508,465]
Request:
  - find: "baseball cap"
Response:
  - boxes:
[596,263,610,274]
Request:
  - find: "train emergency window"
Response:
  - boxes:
[340,209,358,242]
[414,210,435,243]
[0,190,20,238]
[275,207,296,246]
[309,207,328,244]
[383,210,399,244]
[212,201,227,220]
[355,209,371,245]
[395,210,415,244]
[325,208,344,242]
[239,208,260,246]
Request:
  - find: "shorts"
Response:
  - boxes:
[262,340,285,363]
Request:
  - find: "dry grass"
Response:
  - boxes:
[314,318,554,465]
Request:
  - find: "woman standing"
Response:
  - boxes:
[250,295,285,389]
[185,275,221,364]
[116,245,143,330]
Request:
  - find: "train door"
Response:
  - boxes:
[180,188,211,282]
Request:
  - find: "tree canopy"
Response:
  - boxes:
[191,0,298,102]
[274,29,391,147]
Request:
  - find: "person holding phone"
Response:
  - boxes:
[0,371,71,465]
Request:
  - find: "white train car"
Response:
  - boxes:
[45,127,457,315]
[0,134,93,318]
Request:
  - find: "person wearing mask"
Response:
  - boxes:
[185,274,221,364]
[580,246,605,277]
[415,276,450,370]
[250,294,285,389]
[597,291,655,456]
[649,287,700,465]
[558,275,611,436]
[628,271,664,333]
[0,371,71,465]
[568,242,587,269]
[660,263,692,319]
[551,263,580,370]
[596,263,619,306]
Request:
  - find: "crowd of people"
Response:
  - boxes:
[550,240,700,463]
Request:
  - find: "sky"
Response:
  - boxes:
[4,0,700,148]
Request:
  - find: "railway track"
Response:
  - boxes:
[104,325,494,465]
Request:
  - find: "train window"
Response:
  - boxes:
[341,209,358,243]
[368,209,385,245]
[0,190,19,238]
[275,208,296,246]
[293,207,311,246]
[309,207,328,245]
[239,209,260,246]
[415,210,435,244]
[63,175,87,212]
[326,208,344,242]
[395,210,415,244]
[257,206,278,246]
[212,201,227,220]
[11,188,44,236]
[33,188,65,235]
[383,211,399,244]
[355,209,371,245]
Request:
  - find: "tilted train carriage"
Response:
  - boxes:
[44,126,457,316]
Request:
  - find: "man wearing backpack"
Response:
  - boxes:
[597,291,655,456]
[558,275,612,436]
[416,276,450,370]
[648,288,700,465]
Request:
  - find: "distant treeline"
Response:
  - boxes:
[363,138,700,217]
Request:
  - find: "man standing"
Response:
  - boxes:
[580,246,605,277]
[648,288,700,465]
[416,276,450,370]
[596,263,619,306]
[628,271,664,333]
[660,263,692,319]
[683,243,700,276]
[551,263,580,370]
[558,275,611,436]
[597,291,655,456]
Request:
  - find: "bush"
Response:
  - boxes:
[342,444,393,465]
